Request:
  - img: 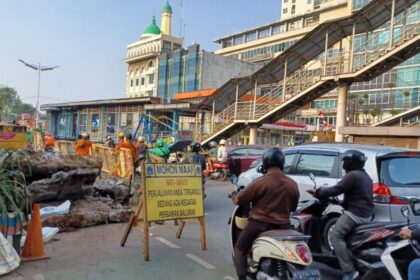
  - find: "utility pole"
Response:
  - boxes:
[19,59,59,128]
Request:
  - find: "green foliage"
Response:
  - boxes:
[0,86,36,123]
[0,149,32,227]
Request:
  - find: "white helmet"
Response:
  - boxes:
[219,139,227,145]
[82,132,88,138]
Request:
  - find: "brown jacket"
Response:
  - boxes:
[236,168,299,225]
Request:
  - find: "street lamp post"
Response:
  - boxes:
[19,59,59,128]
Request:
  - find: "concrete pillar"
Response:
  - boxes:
[335,83,349,142]
[249,125,258,145]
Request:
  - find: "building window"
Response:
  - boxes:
[305,15,319,26]
[245,32,256,42]
[136,79,139,86]
[234,36,244,45]
[130,80,133,87]
[272,25,281,35]
[259,28,270,39]
[223,39,232,48]
[163,40,171,52]
[141,78,145,86]
[292,0,296,3]
[148,74,154,84]
[106,113,115,134]
[91,113,99,133]
[307,0,312,3]
[173,43,181,51]
[149,61,154,68]
[78,113,87,133]
[284,0,288,3]
[283,8,288,14]
[291,5,296,14]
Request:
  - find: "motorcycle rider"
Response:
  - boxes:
[229,147,299,280]
[307,150,374,280]
[399,226,420,280]
[206,140,218,172]
[217,139,228,163]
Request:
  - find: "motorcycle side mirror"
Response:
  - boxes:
[257,165,264,174]
[230,175,238,185]
[401,206,409,217]
[309,172,316,182]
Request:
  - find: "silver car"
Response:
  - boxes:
[236,143,420,249]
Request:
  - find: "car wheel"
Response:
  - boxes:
[322,217,338,252]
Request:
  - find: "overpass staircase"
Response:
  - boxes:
[198,1,420,144]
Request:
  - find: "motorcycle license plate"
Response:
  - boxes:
[292,268,321,280]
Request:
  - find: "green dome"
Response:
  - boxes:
[162,1,173,14]
[143,16,161,36]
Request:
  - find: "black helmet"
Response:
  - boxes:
[190,142,201,153]
[208,141,217,148]
[260,147,285,174]
[342,150,366,172]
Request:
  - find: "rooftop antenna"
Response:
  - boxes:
[179,0,186,41]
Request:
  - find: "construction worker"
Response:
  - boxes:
[117,131,125,144]
[44,132,55,152]
[135,136,148,165]
[116,133,138,162]
[75,133,92,156]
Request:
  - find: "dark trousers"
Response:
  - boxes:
[234,219,290,278]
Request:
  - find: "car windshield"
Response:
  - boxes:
[380,157,420,187]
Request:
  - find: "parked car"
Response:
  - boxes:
[226,145,274,176]
[235,143,420,250]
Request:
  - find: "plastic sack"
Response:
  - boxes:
[20,227,59,247]
[0,233,20,275]
[40,200,71,218]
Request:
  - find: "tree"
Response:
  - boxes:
[0,86,36,123]
[370,107,382,123]
[390,109,400,116]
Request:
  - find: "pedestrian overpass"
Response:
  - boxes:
[196,0,420,144]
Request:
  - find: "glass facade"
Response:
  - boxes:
[157,45,202,100]
[240,39,298,61]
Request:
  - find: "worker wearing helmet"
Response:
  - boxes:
[117,132,125,143]
[44,131,55,152]
[116,133,138,161]
[134,136,148,165]
[76,133,92,156]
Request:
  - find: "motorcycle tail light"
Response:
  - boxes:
[285,248,298,261]
[295,244,311,263]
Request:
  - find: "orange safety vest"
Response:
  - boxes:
[76,139,92,156]
[44,135,55,146]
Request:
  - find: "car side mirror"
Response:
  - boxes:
[230,175,238,185]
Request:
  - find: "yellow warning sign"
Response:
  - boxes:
[144,164,204,222]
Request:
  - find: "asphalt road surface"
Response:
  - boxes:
[4,180,342,280]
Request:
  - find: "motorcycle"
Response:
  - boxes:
[229,176,321,280]
[207,161,229,181]
[381,197,420,280]
[291,173,407,279]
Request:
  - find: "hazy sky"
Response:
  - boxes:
[0,0,280,108]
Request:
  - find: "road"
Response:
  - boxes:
[4,180,341,280]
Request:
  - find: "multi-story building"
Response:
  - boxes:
[214,0,419,133]
[125,1,257,101]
